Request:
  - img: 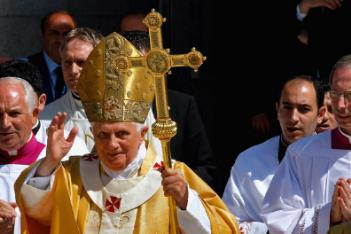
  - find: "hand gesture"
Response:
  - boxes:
[36,112,78,176]
[161,168,189,210]
[337,178,351,222]
[0,200,16,234]
[331,179,342,225]
[46,112,77,162]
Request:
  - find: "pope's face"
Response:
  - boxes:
[0,82,37,151]
[92,121,147,171]
[330,66,351,134]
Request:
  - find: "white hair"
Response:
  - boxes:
[0,77,37,111]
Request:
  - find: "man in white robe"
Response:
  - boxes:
[0,60,88,156]
[0,77,88,234]
[222,76,326,233]
[261,54,351,233]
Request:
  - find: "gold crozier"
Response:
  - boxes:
[127,9,206,234]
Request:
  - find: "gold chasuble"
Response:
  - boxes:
[15,145,238,233]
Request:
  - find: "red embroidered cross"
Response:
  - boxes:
[82,154,98,161]
[152,161,164,170]
[105,195,121,213]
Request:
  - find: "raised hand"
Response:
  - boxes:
[0,200,16,234]
[161,168,189,210]
[36,112,78,177]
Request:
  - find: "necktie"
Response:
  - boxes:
[54,67,65,99]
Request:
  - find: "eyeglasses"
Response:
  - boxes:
[330,90,351,103]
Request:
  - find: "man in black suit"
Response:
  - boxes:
[120,18,216,188]
[164,88,215,186]
[26,10,76,104]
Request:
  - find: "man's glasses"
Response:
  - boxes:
[330,90,351,103]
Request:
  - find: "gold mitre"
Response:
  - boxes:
[78,32,155,123]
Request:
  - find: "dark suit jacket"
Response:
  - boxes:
[27,52,65,104]
[153,89,215,187]
[303,0,351,81]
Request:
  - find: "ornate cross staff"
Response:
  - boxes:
[128,9,206,233]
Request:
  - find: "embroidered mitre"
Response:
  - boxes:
[78,32,155,123]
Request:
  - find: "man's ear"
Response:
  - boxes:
[32,107,40,117]
[31,106,40,125]
[317,105,327,124]
[38,94,47,112]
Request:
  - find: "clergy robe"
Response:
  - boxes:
[39,91,160,153]
[261,128,351,233]
[0,134,45,234]
[222,136,280,233]
[15,144,239,234]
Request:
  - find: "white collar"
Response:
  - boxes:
[101,142,146,179]
[7,132,33,157]
[80,143,162,213]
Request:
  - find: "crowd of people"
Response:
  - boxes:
[0,5,351,234]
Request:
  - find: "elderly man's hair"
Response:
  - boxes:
[40,10,76,34]
[59,27,103,53]
[0,77,37,112]
[329,54,351,84]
